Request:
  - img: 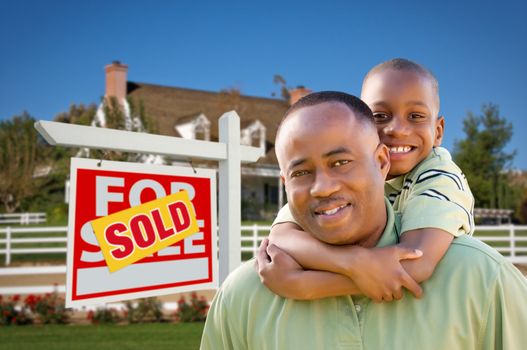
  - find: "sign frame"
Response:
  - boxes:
[66,157,217,307]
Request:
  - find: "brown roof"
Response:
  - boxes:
[126,82,289,165]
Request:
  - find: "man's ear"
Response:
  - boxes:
[375,143,391,179]
[434,116,445,147]
[280,174,286,187]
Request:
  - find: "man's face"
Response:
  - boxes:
[276,102,390,246]
[361,69,444,179]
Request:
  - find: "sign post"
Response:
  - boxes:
[35,111,263,306]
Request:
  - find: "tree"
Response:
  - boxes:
[217,87,250,119]
[78,96,160,163]
[272,74,291,101]
[0,112,45,213]
[54,103,97,126]
[453,103,517,209]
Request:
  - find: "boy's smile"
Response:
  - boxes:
[361,69,444,179]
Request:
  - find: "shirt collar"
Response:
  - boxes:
[385,148,438,192]
[375,197,399,248]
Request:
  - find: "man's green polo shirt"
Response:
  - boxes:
[201,200,527,349]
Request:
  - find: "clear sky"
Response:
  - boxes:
[1,0,526,169]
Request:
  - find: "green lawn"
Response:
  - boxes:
[0,323,205,350]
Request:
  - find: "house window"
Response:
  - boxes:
[193,114,211,141]
[174,113,211,140]
[195,124,207,140]
[251,129,261,147]
[264,183,279,205]
[241,120,266,151]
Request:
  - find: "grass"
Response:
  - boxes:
[0,323,205,350]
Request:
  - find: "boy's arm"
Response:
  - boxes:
[397,155,475,282]
[267,224,423,301]
[398,228,453,282]
[256,239,362,300]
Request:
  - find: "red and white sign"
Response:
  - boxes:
[66,158,217,307]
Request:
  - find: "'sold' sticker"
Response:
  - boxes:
[91,190,199,272]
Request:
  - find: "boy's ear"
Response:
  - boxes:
[434,116,445,147]
[375,143,391,179]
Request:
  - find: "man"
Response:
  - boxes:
[200,91,527,349]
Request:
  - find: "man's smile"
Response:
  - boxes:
[313,202,352,216]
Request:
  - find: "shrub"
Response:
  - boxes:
[124,297,164,323]
[87,308,121,324]
[25,291,70,324]
[0,295,33,326]
[175,292,209,322]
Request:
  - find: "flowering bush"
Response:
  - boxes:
[0,295,33,326]
[25,291,70,324]
[174,292,209,322]
[124,297,164,323]
[87,308,121,324]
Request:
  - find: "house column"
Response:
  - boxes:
[278,177,284,209]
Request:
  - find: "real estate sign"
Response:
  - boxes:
[66,158,217,307]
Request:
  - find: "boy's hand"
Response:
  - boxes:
[349,245,423,302]
[255,239,309,299]
[348,246,423,302]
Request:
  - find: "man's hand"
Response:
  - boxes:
[347,246,423,302]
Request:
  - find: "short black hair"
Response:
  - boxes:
[276,91,375,144]
[363,58,440,109]
[284,91,373,121]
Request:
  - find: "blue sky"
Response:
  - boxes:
[1,0,526,169]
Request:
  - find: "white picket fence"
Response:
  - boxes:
[0,224,526,297]
[1,225,526,265]
[0,226,68,265]
[0,212,46,225]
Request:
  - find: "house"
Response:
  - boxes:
[99,61,311,220]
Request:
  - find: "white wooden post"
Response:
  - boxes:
[252,224,258,257]
[35,110,262,284]
[218,113,241,282]
[509,225,516,259]
[6,226,11,265]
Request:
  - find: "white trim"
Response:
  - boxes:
[241,166,280,177]
[0,266,66,275]
[35,120,264,163]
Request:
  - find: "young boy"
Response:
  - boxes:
[258,58,474,302]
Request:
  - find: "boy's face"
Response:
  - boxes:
[361,69,444,179]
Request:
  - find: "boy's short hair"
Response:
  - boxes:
[363,58,440,110]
